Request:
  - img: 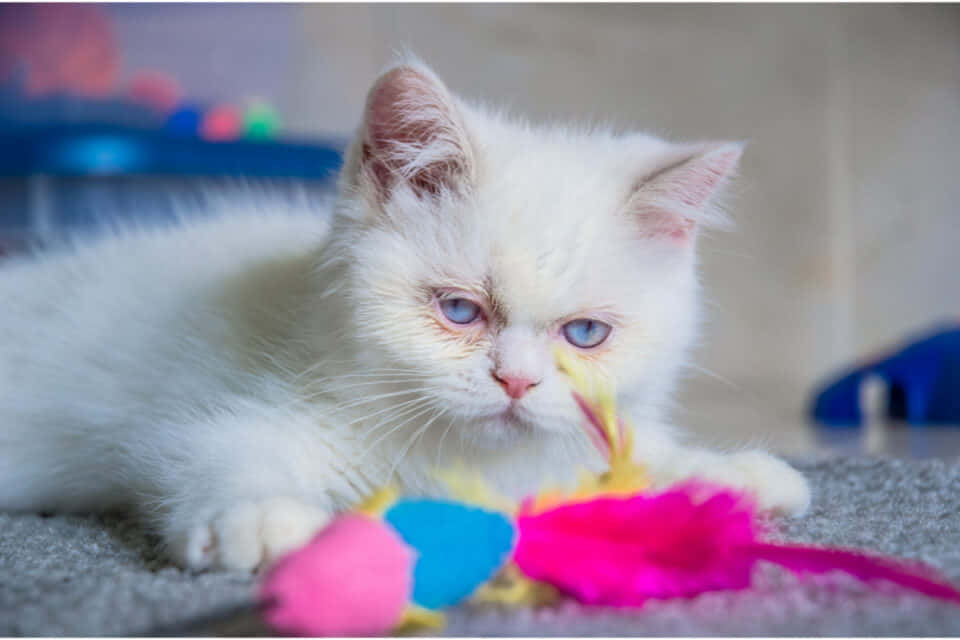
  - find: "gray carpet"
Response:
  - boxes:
[2,456,959,636]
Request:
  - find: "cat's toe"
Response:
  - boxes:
[257,497,331,562]
[212,501,265,571]
[168,523,216,570]
[730,450,811,517]
[174,499,331,572]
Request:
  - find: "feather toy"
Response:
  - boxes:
[259,489,514,636]
[259,346,960,636]
[507,347,960,607]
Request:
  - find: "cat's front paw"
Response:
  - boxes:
[169,497,330,572]
[727,450,811,516]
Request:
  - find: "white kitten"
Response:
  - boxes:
[0,60,809,571]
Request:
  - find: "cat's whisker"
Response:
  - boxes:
[356,396,438,438]
[388,407,447,481]
[684,363,742,391]
[310,387,425,412]
[360,402,441,452]
[359,401,443,460]
[301,378,428,397]
[294,362,430,382]
[434,414,459,463]
[340,395,434,428]
[309,369,432,380]
[302,375,434,393]
[307,379,445,414]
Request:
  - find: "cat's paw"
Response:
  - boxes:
[169,497,331,572]
[726,450,811,516]
[654,447,811,517]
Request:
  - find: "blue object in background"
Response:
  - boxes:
[0,124,343,179]
[51,135,149,174]
[811,324,960,427]
[165,104,203,137]
[384,498,515,610]
[0,123,345,256]
[0,72,345,257]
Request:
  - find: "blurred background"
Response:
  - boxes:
[1,3,958,457]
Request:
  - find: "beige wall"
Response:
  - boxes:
[285,5,959,429]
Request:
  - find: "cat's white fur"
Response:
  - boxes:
[0,60,809,571]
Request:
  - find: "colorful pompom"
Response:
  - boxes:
[201,104,243,141]
[384,498,515,609]
[243,101,280,140]
[259,514,414,636]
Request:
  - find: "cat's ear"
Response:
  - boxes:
[359,64,474,202]
[627,143,742,244]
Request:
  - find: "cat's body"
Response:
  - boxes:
[0,61,810,571]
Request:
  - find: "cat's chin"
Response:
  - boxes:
[458,406,555,449]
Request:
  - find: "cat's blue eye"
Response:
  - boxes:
[439,297,482,325]
[562,318,612,348]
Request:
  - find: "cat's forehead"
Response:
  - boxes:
[448,185,641,324]
[412,124,672,323]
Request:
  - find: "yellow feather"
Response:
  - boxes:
[355,486,399,517]
[393,605,446,633]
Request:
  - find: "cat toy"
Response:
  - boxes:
[259,348,960,636]
[259,490,515,636]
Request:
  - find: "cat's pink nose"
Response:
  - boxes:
[492,371,539,399]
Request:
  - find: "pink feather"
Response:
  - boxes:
[514,483,960,607]
[747,542,960,603]
[571,391,610,459]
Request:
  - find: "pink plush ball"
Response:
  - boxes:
[259,514,415,636]
[201,104,242,141]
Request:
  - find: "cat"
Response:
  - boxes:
[0,59,810,572]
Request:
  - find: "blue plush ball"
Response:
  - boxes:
[384,498,516,609]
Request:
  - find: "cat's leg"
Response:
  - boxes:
[140,403,357,572]
[635,427,811,516]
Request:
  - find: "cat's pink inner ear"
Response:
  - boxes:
[361,66,472,201]
[631,144,742,244]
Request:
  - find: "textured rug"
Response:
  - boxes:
[1,456,959,636]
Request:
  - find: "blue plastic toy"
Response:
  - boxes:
[811,324,960,427]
